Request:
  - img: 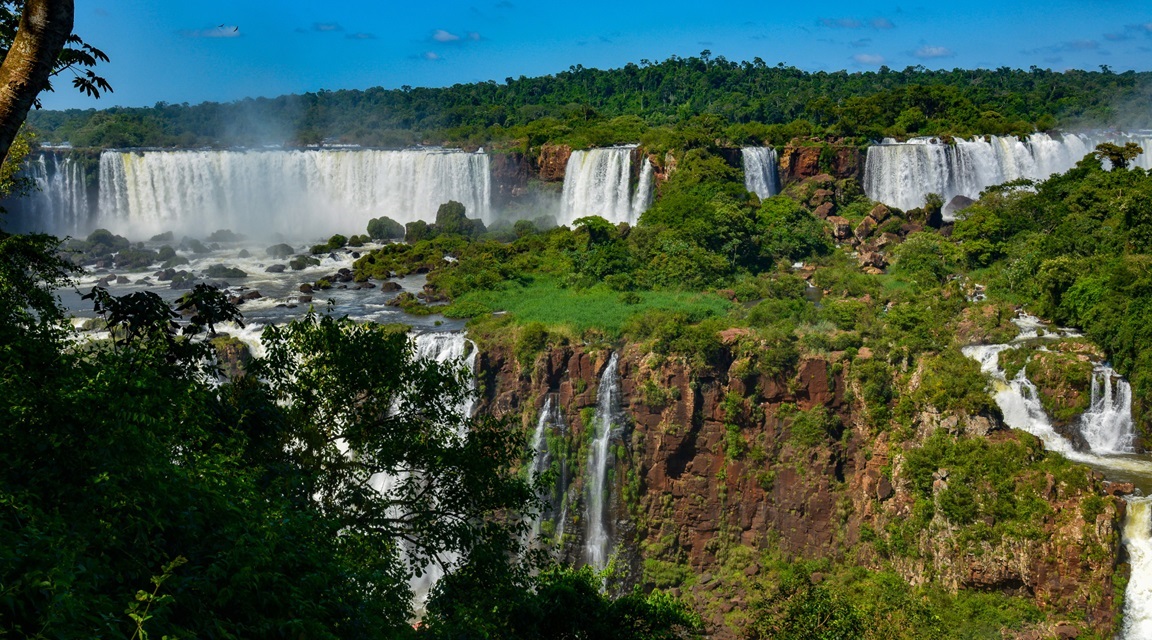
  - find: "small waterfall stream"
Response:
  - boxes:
[528,395,569,546]
[742,147,780,199]
[963,323,1152,638]
[1081,367,1136,454]
[585,352,621,571]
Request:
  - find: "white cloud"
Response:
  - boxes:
[853,53,885,65]
[181,26,240,39]
[423,51,442,61]
[313,22,344,32]
[914,45,954,59]
[433,29,461,42]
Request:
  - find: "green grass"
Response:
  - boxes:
[451,276,734,336]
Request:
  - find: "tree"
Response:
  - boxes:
[0,0,72,163]
[1094,142,1143,170]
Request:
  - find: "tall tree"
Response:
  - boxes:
[0,0,73,164]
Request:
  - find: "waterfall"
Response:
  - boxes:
[1,152,90,236]
[585,352,622,572]
[560,146,651,226]
[864,132,1152,217]
[1124,496,1152,639]
[1081,366,1136,454]
[93,148,491,239]
[742,147,780,199]
[369,331,477,614]
[631,158,655,220]
[965,327,1152,638]
[528,395,569,546]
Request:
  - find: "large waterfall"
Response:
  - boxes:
[742,147,780,199]
[864,132,1152,215]
[5,148,491,239]
[80,148,490,240]
[1,152,90,236]
[963,324,1152,639]
[585,352,622,572]
[560,146,653,226]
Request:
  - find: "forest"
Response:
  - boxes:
[25,55,1152,151]
[4,7,1152,636]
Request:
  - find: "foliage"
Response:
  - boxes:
[27,57,1152,148]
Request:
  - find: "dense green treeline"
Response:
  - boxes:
[27,55,1151,150]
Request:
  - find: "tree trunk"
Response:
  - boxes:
[0,0,73,164]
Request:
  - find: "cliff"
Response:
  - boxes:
[778,139,862,184]
[475,339,1125,638]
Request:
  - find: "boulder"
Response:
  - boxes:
[869,203,891,223]
[826,216,853,241]
[264,264,287,273]
[812,202,835,219]
[858,251,887,269]
[854,216,877,241]
[380,281,403,292]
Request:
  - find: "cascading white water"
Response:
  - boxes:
[95,148,491,239]
[964,324,1152,638]
[560,146,652,226]
[742,147,780,199]
[864,132,1152,217]
[631,158,655,220]
[585,352,621,572]
[1,152,90,236]
[528,395,570,546]
[1124,496,1152,639]
[1081,366,1136,454]
[369,331,477,614]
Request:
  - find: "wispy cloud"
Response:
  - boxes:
[914,45,954,59]
[313,22,344,32]
[820,18,861,28]
[433,29,461,42]
[851,38,872,48]
[346,32,376,40]
[423,51,442,61]
[180,26,241,39]
[819,17,895,30]
[1127,23,1152,33]
[853,53,886,65]
[1061,39,1099,51]
[1104,32,1132,42]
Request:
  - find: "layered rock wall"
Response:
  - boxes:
[474,340,1123,638]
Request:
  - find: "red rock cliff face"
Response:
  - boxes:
[537,144,572,182]
[777,139,862,184]
[473,341,1123,638]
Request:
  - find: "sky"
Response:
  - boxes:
[40,0,1152,111]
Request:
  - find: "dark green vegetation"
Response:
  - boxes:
[953,153,1152,439]
[345,140,1148,638]
[26,56,1151,149]
[0,233,700,638]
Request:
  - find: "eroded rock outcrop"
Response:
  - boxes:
[472,337,1123,638]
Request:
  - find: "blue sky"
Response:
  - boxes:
[42,0,1152,110]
